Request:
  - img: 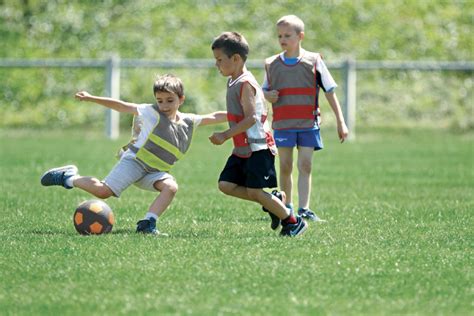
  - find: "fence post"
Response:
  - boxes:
[343,57,356,140]
[105,55,120,139]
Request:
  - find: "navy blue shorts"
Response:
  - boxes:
[273,129,324,150]
[218,149,278,189]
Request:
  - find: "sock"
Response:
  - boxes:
[282,214,297,225]
[286,203,294,211]
[145,212,158,221]
[65,175,79,188]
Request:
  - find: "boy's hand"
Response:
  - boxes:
[264,90,279,103]
[209,132,227,145]
[75,91,92,101]
[337,121,349,143]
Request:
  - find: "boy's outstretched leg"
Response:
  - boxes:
[41,165,116,199]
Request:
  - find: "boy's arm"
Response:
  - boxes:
[324,91,349,142]
[263,90,279,104]
[209,83,257,145]
[199,111,227,126]
[75,91,139,115]
[262,72,279,103]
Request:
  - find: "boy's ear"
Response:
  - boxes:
[232,53,241,63]
[179,95,186,105]
[299,31,305,41]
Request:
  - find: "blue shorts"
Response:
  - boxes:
[273,129,324,150]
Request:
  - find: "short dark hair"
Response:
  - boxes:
[153,74,184,98]
[211,32,249,62]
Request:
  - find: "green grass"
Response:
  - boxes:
[0,126,472,315]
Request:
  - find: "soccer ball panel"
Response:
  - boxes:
[89,222,103,234]
[89,202,103,213]
[74,212,83,225]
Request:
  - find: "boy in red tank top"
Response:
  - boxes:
[210,31,307,237]
[263,15,349,222]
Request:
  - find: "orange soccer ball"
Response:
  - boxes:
[73,200,114,235]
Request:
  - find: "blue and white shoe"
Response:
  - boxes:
[136,218,168,236]
[136,218,157,234]
[280,216,308,237]
[40,165,78,189]
[298,208,326,222]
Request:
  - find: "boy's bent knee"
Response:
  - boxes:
[154,179,178,194]
[166,181,178,194]
[218,181,234,195]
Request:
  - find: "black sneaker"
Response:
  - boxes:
[40,165,78,189]
[298,208,326,222]
[280,216,308,237]
[136,218,158,235]
[262,190,285,230]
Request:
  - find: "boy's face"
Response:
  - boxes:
[213,48,237,77]
[155,91,184,115]
[277,24,303,52]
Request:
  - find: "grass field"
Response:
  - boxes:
[0,126,472,315]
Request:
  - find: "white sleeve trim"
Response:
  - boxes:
[193,114,202,127]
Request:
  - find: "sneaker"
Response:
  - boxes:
[40,165,78,189]
[136,218,168,236]
[280,216,308,237]
[136,218,157,234]
[298,208,326,222]
[262,190,286,230]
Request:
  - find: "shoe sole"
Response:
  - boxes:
[40,165,78,186]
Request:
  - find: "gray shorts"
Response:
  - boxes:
[103,153,174,197]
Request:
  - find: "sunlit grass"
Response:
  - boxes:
[0,127,472,315]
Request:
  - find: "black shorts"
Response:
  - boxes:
[218,149,278,189]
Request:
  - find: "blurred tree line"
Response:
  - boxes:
[0,0,472,130]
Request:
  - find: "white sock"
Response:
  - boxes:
[145,212,158,221]
[65,175,80,188]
